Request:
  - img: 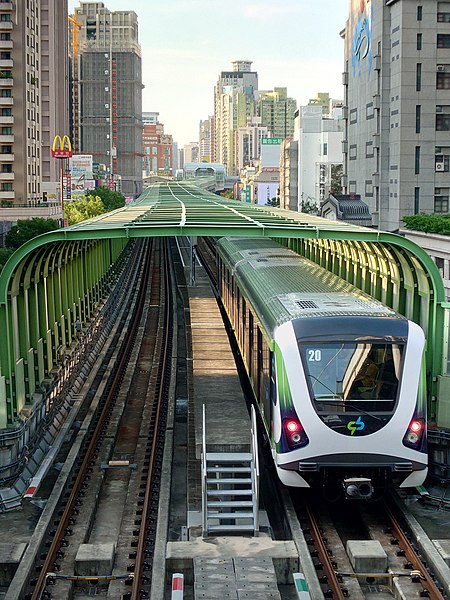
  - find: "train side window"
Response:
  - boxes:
[248,311,254,379]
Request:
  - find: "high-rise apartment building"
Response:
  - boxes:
[235,116,268,172]
[0,0,68,215]
[213,60,258,173]
[72,2,143,197]
[342,0,450,231]
[256,88,297,139]
[199,117,212,162]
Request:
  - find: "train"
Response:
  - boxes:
[215,236,427,499]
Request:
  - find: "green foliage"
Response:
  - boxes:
[330,164,343,196]
[301,198,318,214]
[65,195,105,225]
[402,214,450,235]
[266,197,280,207]
[86,185,125,211]
[220,189,234,199]
[5,218,60,250]
[0,247,13,271]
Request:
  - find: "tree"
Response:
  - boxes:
[5,218,60,250]
[0,248,13,271]
[65,195,105,225]
[87,185,125,211]
[330,164,343,196]
[266,197,280,207]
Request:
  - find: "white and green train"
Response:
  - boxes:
[216,237,427,499]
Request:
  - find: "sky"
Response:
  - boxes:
[68,0,349,147]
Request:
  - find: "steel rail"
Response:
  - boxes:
[130,237,173,598]
[30,240,153,600]
[304,503,348,600]
[384,502,446,600]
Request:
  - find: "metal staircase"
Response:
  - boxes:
[201,404,260,536]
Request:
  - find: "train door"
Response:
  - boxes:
[248,311,254,381]
[261,336,271,431]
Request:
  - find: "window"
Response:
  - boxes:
[434,188,449,212]
[0,14,11,22]
[365,141,374,158]
[437,113,450,130]
[415,146,421,174]
[438,34,450,48]
[414,187,420,214]
[417,33,422,51]
[366,102,374,119]
[416,63,422,91]
[437,71,450,89]
[365,180,373,197]
[349,108,357,124]
[1,145,11,154]
[417,5,422,20]
[1,127,12,135]
[0,52,10,60]
[416,105,421,133]
[323,143,328,156]
[0,33,10,40]
[2,164,12,173]
[349,144,357,160]
[1,182,12,191]
[1,108,11,116]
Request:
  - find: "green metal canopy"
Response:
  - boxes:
[0,181,449,429]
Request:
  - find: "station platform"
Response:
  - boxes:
[188,267,251,459]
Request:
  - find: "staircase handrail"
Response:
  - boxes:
[201,403,207,536]
[250,404,260,534]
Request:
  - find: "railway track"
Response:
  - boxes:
[295,491,449,600]
[7,237,175,600]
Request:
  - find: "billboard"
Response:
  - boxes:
[69,154,93,179]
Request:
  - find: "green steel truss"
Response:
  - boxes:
[0,181,448,428]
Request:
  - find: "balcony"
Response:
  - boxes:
[0,59,12,68]
[0,2,14,10]
[0,153,14,161]
[0,172,14,180]
[0,97,13,106]
[0,77,12,87]
[0,41,13,50]
[0,190,14,200]
[0,116,13,124]
[0,134,13,143]
[0,22,13,31]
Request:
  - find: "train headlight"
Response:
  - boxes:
[403,418,425,449]
[283,418,309,449]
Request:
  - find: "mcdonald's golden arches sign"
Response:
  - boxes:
[51,135,72,158]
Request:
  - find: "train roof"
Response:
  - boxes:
[216,237,398,335]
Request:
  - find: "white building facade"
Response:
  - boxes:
[296,106,344,211]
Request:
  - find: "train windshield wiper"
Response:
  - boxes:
[308,375,382,421]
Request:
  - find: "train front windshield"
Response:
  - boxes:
[300,342,403,413]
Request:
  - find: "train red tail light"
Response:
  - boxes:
[403,418,425,448]
[283,418,309,448]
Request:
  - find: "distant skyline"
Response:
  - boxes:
[68,0,349,147]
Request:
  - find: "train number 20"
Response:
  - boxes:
[308,350,322,362]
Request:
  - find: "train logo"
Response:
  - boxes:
[347,417,365,435]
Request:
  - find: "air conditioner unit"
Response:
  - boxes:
[436,162,445,171]
[437,65,446,72]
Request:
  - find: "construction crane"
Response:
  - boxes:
[68,15,82,153]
